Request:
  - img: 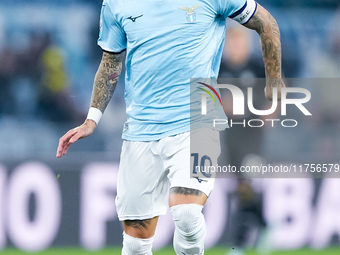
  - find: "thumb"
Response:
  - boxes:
[69,127,89,143]
[69,131,82,143]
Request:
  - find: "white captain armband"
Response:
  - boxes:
[229,0,257,25]
[86,107,103,125]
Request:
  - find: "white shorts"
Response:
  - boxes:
[116,128,221,221]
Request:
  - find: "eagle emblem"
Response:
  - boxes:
[179,5,201,23]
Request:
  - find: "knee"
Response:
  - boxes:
[122,232,153,255]
[170,204,205,237]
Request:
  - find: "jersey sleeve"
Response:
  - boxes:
[217,0,257,25]
[97,1,127,53]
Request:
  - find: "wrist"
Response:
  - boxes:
[86,107,102,125]
[85,119,97,127]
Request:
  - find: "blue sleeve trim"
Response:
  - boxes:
[98,43,127,54]
[229,1,247,19]
[103,49,126,54]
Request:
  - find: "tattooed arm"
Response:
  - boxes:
[56,51,125,158]
[243,3,284,101]
[90,51,125,112]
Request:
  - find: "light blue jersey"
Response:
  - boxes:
[98,0,257,141]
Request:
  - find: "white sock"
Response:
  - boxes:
[121,232,153,255]
[171,204,206,255]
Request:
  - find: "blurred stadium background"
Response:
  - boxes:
[0,0,340,254]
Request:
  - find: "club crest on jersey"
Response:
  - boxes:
[179,5,201,23]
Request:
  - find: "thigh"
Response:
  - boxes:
[116,141,170,221]
[162,128,221,206]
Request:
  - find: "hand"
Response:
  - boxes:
[264,78,286,101]
[56,119,96,158]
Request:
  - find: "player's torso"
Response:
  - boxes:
[104,0,228,141]
[106,0,226,98]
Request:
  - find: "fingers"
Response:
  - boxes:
[56,121,96,158]
[56,127,85,158]
[57,140,71,158]
[57,129,76,158]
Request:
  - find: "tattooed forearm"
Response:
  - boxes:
[244,4,281,81]
[90,51,125,112]
[170,187,204,196]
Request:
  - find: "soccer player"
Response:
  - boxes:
[56,0,283,254]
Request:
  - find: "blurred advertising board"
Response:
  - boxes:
[1,159,340,251]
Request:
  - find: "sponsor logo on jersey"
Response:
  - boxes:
[126,15,143,22]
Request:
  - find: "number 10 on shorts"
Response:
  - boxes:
[191,153,213,178]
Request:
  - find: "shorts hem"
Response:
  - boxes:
[118,209,167,221]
